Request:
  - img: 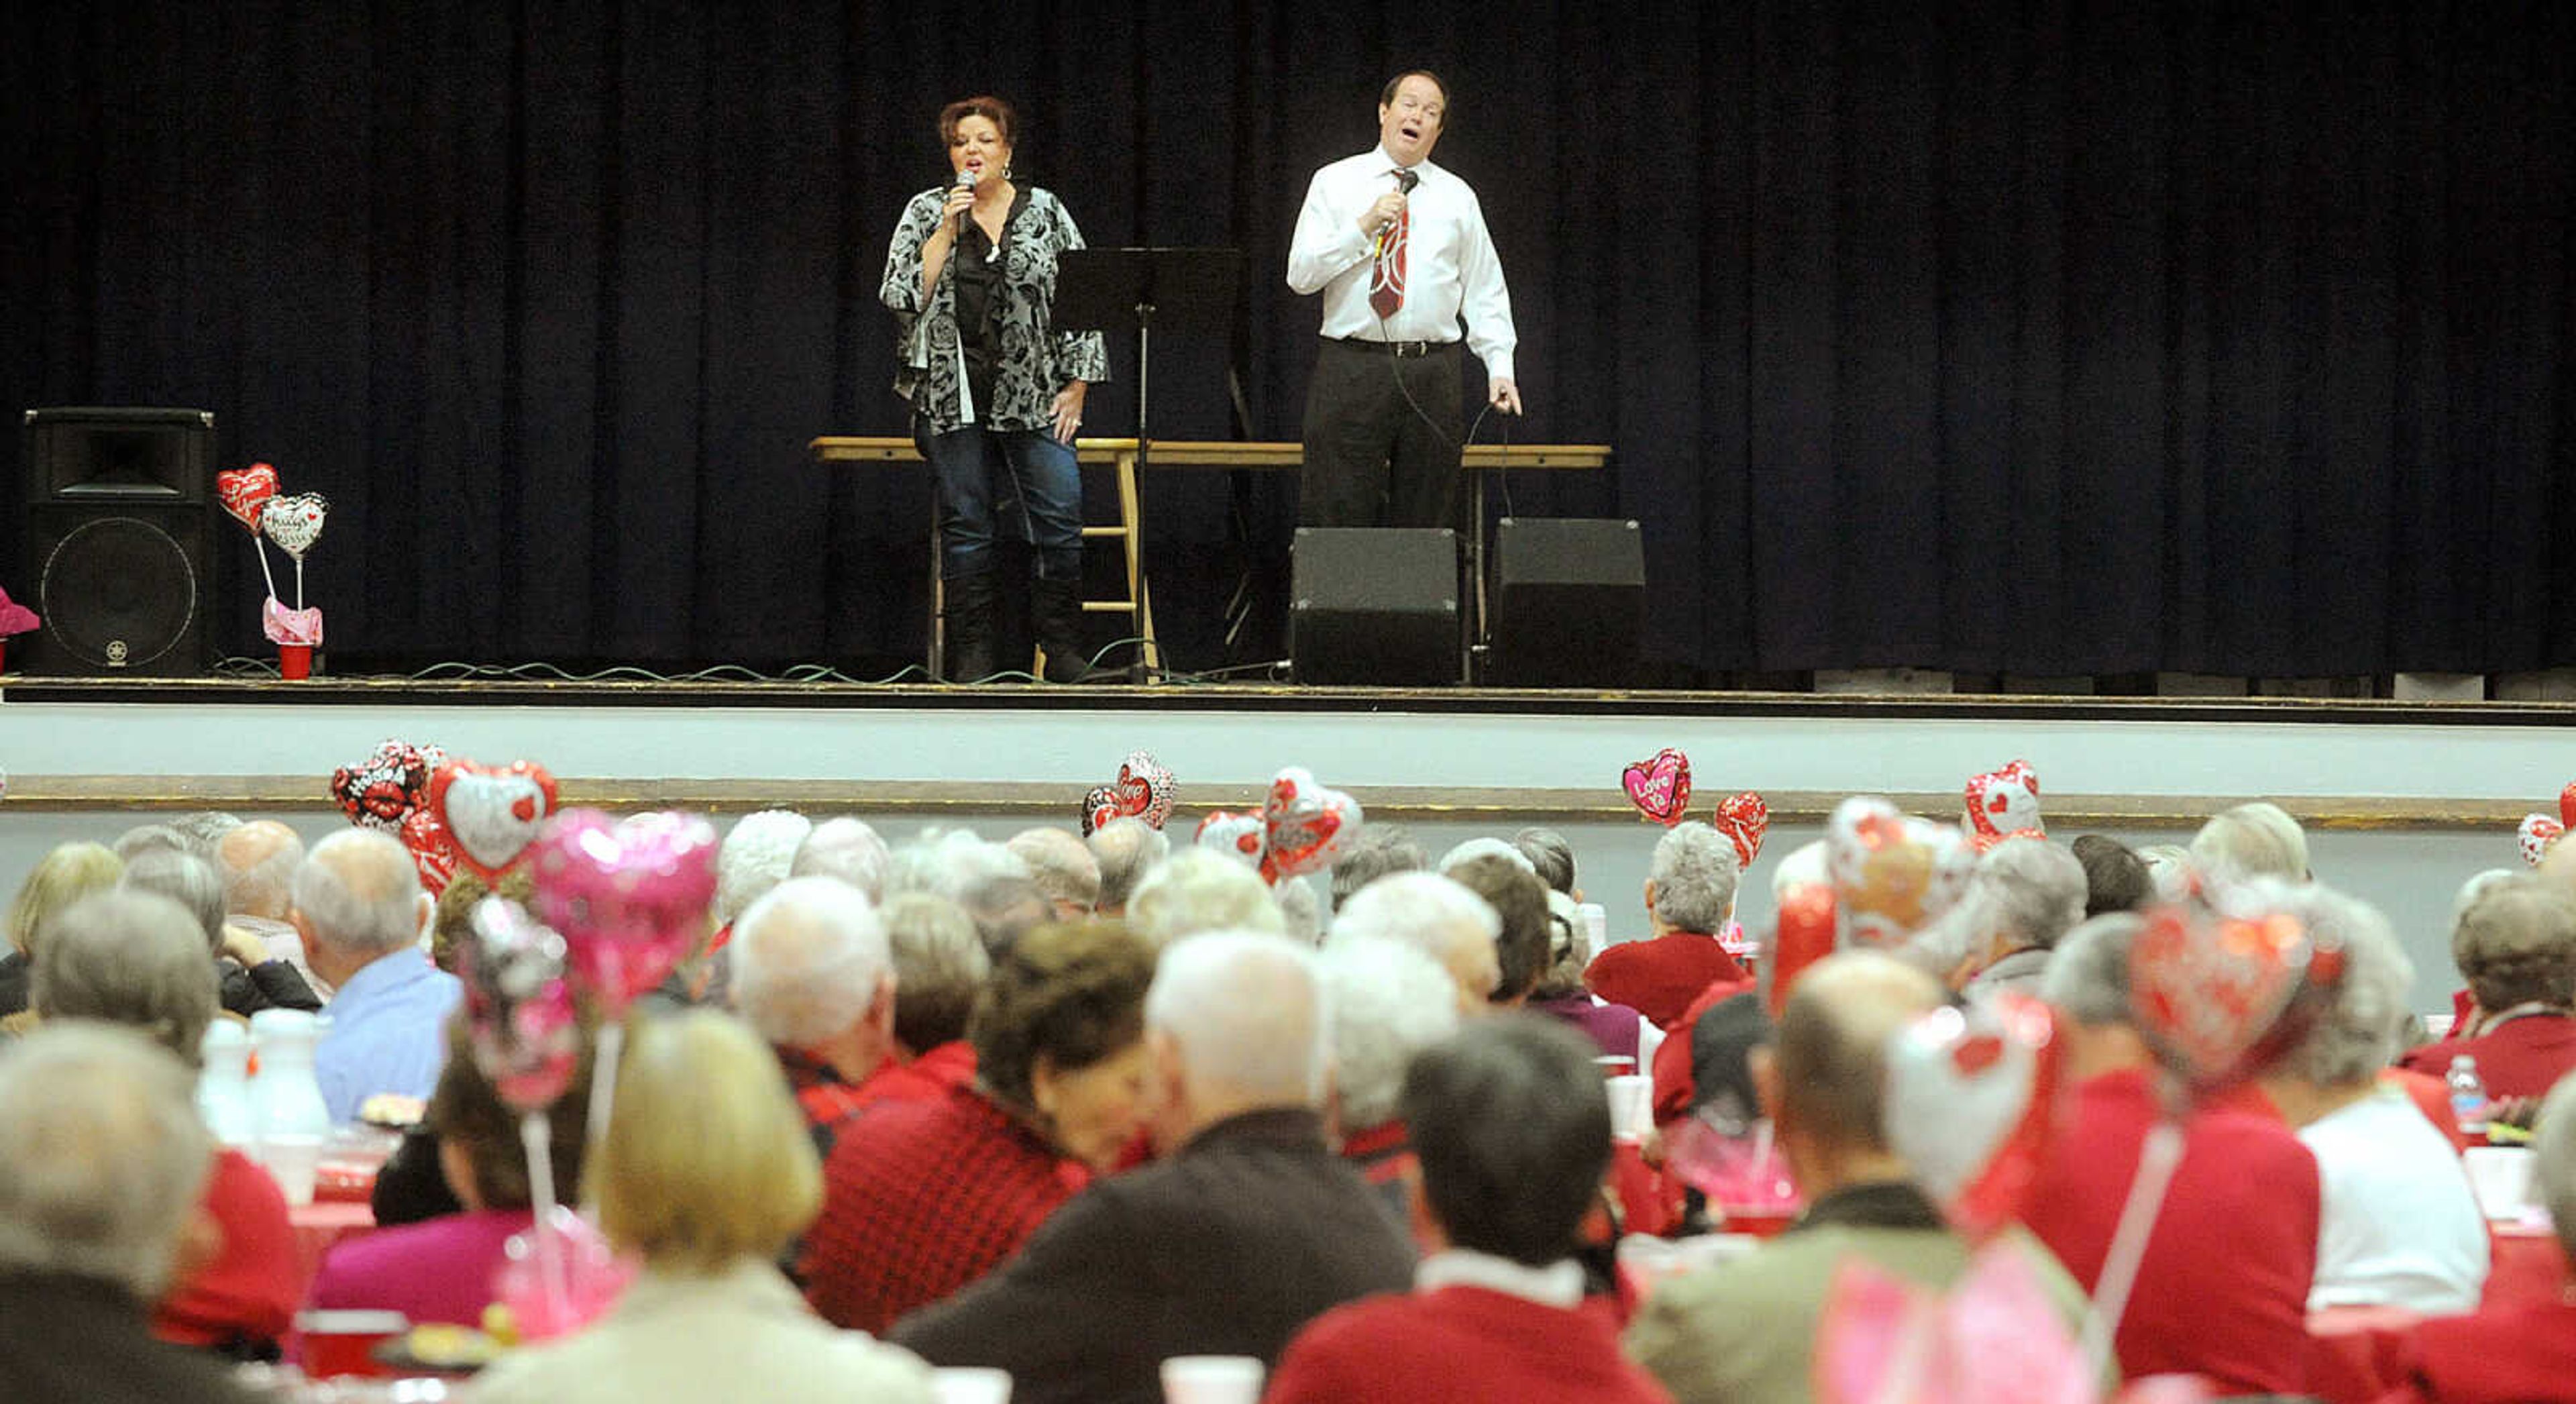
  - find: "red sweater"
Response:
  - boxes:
[853,1040,980,1107]
[156,1149,301,1352]
[1585,934,1748,1030]
[2375,1299,2576,1404]
[801,1083,1087,1334]
[1267,1286,1672,1404]
[2397,1014,2576,1101]
[2019,1069,2319,1396]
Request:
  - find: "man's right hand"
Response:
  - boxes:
[1358,191,1407,239]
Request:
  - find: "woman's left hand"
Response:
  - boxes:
[1051,382,1088,445]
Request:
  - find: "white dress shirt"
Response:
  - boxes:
[1287,145,1516,382]
[1413,1248,1585,1307]
[2298,1085,2491,1313]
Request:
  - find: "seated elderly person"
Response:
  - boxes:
[1271,1017,1670,1404]
[0,840,121,1020]
[1928,837,2087,996]
[792,816,894,904]
[121,849,321,1017]
[716,809,813,937]
[0,1023,264,1403]
[852,892,991,1105]
[885,829,1050,958]
[1126,847,1287,948]
[36,892,299,1360]
[1511,825,1579,898]
[1528,889,1644,1063]
[1316,936,1462,1218]
[727,877,901,1156]
[2377,1069,2576,1403]
[1008,826,1101,922]
[1330,823,1428,912]
[470,1010,936,1404]
[215,820,317,991]
[804,921,1157,1334]
[1625,953,2089,1404]
[2189,800,2310,883]
[890,932,1415,1403]
[294,830,457,1122]
[1585,822,1748,1029]
[306,1017,590,1328]
[2399,876,2576,1101]
[1446,853,1552,1008]
[2070,834,2151,918]
[2021,911,2320,1396]
[1085,816,1167,918]
[2258,884,2487,1313]
[1329,871,1501,1017]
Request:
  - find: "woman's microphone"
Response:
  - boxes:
[952,167,977,237]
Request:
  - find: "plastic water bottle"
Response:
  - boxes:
[2447,1054,2490,1142]
[196,1022,257,1148]
[249,1008,333,1205]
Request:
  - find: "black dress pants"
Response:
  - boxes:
[1298,337,1464,529]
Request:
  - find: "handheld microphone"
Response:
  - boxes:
[952,168,977,235]
[1395,168,1420,195]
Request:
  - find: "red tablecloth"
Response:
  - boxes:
[1609,1139,1684,1238]
[2484,1222,2567,1309]
[2304,1222,2566,1404]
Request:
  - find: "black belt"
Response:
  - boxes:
[1333,335,1458,359]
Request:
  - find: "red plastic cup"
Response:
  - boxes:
[1716,1205,1799,1239]
[278,643,313,680]
[295,1309,407,1379]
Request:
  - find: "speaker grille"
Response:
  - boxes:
[38,516,201,669]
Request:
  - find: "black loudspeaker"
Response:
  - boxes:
[19,408,214,676]
[1489,517,1645,688]
[1290,527,1458,686]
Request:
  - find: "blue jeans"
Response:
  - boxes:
[922,423,1083,584]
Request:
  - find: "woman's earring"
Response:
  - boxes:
[1002,164,1015,180]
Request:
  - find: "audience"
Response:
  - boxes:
[1128,847,1287,947]
[1329,871,1501,1016]
[727,876,897,1152]
[470,1010,936,1403]
[2022,911,2320,1395]
[2190,800,2311,883]
[1625,953,2088,1404]
[2069,833,2151,916]
[1085,816,1167,917]
[857,891,991,1103]
[1271,1016,1670,1404]
[791,816,894,904]
[2398,875,2576,1099]
[113,823,193,863]
[714,808,814,933]
[1527,888,1644,1062]
[1,840,123,1021]
[1585,822,1748,1028]
[1935,836,2088,995]
[293,829,456,1122]
[0,1023,262,1403]
[305,1016,590,1328]
[1330,822,1428,911]
[804,921,1157,1334]
[1511,824,1579,898]
[2255,883,2488,1313]
[1446,853,1552,1007]
[215,820,314,987]
[121,849,322,1017]
[1315,935,1463,1218]
[34,891,300,1360]
[1008,826,1102,921]
[890,931,1414,1403]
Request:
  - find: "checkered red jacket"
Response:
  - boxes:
[799,1083,1089,1334]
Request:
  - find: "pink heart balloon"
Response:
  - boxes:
[460,897,582,1114]
[1884,993,2064,1240]
[529,808,718,1013]
[1622,748,1693,826]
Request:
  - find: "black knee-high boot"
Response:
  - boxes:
[1031,574,1090,683]
[945,572,1000,683]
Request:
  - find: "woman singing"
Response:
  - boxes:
[881,95,1109,684]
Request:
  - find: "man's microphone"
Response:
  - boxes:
[1374,168,1420,258]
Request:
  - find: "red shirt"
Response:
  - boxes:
[800,1083,1088,1334]
[853,1040,980,1108]
[1584,934,1748,1030]
[156,1149,301,1351]
[2376,1299,2576,1404]
[2396,1013,2576,1101]
[2019,1068,2319,1396]
[1268,1286,1672,1404]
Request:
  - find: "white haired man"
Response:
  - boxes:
[1584,822,1748,1029]
[717,809,814,931]
[729,877,898,1155]
[0,1022,262,1401]
[294,829,455,1123]
[792,817,894,905]
[1947,837,2089,996]
[1327,871,1499,1017]
[1127,847,1287,949]
[1315,936,1461,1216]
[890,932,1415,1403]
[216,819,321,993]
[1085,817,1167,918]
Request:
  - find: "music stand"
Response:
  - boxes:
[1053,248,1244,678]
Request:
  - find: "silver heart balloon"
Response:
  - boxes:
[262,492,329,560]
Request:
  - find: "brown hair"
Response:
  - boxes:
[427,1014,592,1211]
[939,95,1019,148]
[969,920,1156,1109]
[430,869,537,975]
[1380,70,1452,119]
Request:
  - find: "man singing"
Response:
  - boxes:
[1287,70,1520,529]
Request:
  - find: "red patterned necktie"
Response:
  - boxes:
[1368,172,1409,319]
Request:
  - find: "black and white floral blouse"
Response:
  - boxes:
[879,184,1111,436]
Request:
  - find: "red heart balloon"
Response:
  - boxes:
[2561,781,2576,830]
[1962,759,2042,847]
[400,807,460,897]
[429,759,561,882]
[1714,791,1770,867]
[330,739,437,832]
[217,462,280,533]
[1263,766,1362,879]
[2129,904,2340,1094]
[1081,785,1124,836]
[1195,810,1267,867]
[1767,882,1839,1019]
[1114,750,1176,829]
[1622,748,1693,826]
[1885,993,2064,1239]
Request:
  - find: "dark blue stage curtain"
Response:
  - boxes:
[1,3,2569,679]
